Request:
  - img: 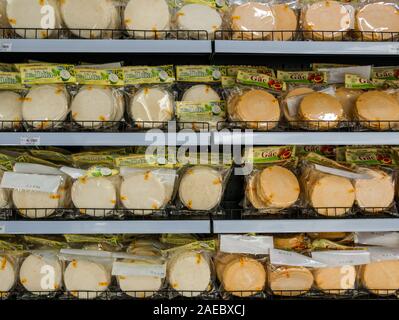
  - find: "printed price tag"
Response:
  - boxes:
[389,45,399,54]
[20,136,41,146]
[0,225,5,233]
[0,42,12,52]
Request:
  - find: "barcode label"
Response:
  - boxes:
[20,137,40,146]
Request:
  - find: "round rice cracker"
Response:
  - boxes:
[176,4,222,39]
[130,87,173,129]
[60,0,117,39]
[355,3,399,41]
[272,4,298,41]
[355,91,399,130]
[12,189,62,219]
[222,257,266,297]
[0,256,16,294]
[299,92,344,130]
[22,85,69,130]
[167,251,211,297]
[313,265,356,295]
[354,168,394,213]
[120,171,167,215]
[270,267,314,296]
[64,259,111,299]
[304,0,352,40]
[71,176,117,217]
[361,260,399,295]
[283,87,315,124]
[335,87,362,119]
[214,253,243,282]
[179,166,223,211]
[182,85,220,103]
[124,0,170,39]
[0,91,22,130]
[257,166,300,209]
[245,172,267,209]
[310,174,355,216]
[231,2,276,40]
[19,254,63,295]
[235,89,280,130]
[71,86,117,128]
[6,0,62,39]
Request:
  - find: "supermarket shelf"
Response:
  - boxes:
[214,40,399,55]
[213,219,399,233]
[0,39,212,53]
[0,132,212,146]
[213,132,399,146]
[0,220,211,234]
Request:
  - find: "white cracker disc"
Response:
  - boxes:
[182,85,220,103]
[12,189,61,218]
[0,256,16,292]
[313,266,356,294]
[0,91,22,129]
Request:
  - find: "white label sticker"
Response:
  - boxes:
[311,250,370,267]
[60,166,87,179]
[0,225,5,233]
[367,247,399,262]
[389,45,399,54]
[314,164,371,179]
[319,65,372,84]
[355,232,399,248]
[112,261,166,278]
[270,249,326,267]
[14,163,62,175]
[0,42,12,52]
[20,136,40,146]
[1,172,62,193]
[220,235,274,255]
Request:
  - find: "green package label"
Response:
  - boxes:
[312,63,354,71]
[76,68,124,86]
[244,146,296,164]
[345,148,397,166]
[72,153,116,167]
[226,65,275,77]
[86,166,119,178]
[115,154,173,168]
[297,145,336,158]
[277,70,327,84]
[221,76,236,88]
[29,150,72,165]
[176,65,226,83]
[20,65,76,84]
[176,101,226,121]
[236,71,286,91]
[372,67,399,80]
[304,152,356,172]
[0,72,23,90]
[345,74,380,89]
[123,65,175,85]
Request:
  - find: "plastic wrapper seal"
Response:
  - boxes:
[123,65,175,129]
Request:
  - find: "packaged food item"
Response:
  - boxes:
[177,153,231,211]
[60,0,120,39]
[124,0,170,39]
[270,2,299,41]
[355,1,399,41]
[0,154,14,210]
[0,0,9,30]
[6,0,62,39]
[308,232,351,241]
[268,249,324,296]
[230,1,276,40]
[355,232,399,248]
[71,67,125,129]
[296,145,337,159]
[302,0,354,40]
[176,65,226,131]
[311,250,370,295]
[115,154,177,215]
[360,247,399,295]
[335,87,362,120]
[344,147,396,214]
[243,146,300,214]
[124,65,175,129]
[300,153,362,217]
[0,71,23,131]
[274,234,310,252]
[0,239,23,298]
[226,70,285,130]
[173,0,226,39]
[20,64,76,130]
[216,234,272,297]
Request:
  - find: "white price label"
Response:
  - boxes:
[0,42,12,52]
[20,137,41,146]
[389,45,399,54]
[0,225,5,233]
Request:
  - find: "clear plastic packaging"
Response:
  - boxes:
[0,239,24,298]
[270,1,299,41]
[0,72,23,131]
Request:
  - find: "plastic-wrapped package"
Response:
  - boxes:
[61,166,120,218]
[335,87,362,120]
[0,0,9,30]
[355,1,399,41]
[243,146,300,214]
[176,65,226,131]
[216,235,272,298]
[60,0,121,39]
[226,70,285,130]
[311,250,370,295]
[1,162,71,219]
[172,0,226,39]
[123,65,175,129]
[115,154,177,215]
[124,0,170,39]
[6,0,62,39]
[229,0,277,40]
[71,68,125,129]
[302,0,355,40]
[270,2,299,41]
[300,152,363,217]
[0,239,23,298]
[19,64,76,130]
[0,72,23,131]
[360,247,399,295]
[268,249,325,296]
